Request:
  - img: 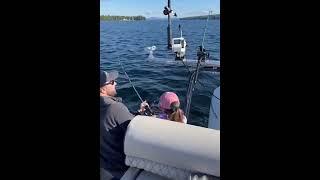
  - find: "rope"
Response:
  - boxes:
[181,59,191,73]
[213,94,220,101]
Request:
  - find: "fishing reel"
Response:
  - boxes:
[143,105,154,116]
[135,101,154,116]
[132,104,153,116]
[163,6,177,17]
[197,46,210,62]
[163,6,171,15]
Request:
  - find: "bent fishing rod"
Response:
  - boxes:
[118,58,153,116]
[185,11,212,119]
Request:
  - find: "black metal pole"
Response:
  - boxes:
[167,0,172,49]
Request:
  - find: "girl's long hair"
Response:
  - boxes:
[168,101,185,123]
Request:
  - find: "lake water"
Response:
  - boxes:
[100,19,220,127]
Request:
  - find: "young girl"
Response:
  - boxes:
[140,92,187,124]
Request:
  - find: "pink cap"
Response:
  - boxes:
[159,92,180,110]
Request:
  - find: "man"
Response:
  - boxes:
[100,70,134,180]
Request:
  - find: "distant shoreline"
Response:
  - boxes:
[180,14,220,20]
[100,15,146,21]
[100,14,220,21]
[147,14,220,20]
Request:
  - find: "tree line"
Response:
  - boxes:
[100,15,146,21]
[180,14,220,20]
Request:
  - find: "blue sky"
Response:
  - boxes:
[100,0,220,18]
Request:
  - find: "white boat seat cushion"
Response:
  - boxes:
[124,116,220,179]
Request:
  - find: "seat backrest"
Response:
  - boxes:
[124,116,220,179]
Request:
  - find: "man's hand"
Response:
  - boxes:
[138,100,149,113]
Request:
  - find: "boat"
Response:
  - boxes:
[172,25,187,60]
[121,115,220,180]
[117,29,220,180]
[209,86,220,130]
[101,2,220,179]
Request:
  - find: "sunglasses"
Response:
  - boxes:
[105,80,115,85]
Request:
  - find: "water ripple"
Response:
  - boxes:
[101,20,220,127]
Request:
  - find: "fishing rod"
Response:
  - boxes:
[118,58,153,116]
[201,11,212,49]
[184,11,212,119]
[193,11,212,87]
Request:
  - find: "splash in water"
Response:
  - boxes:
[144,46,156,59]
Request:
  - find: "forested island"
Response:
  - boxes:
[100,15,146,21]
[180,14,220,20]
